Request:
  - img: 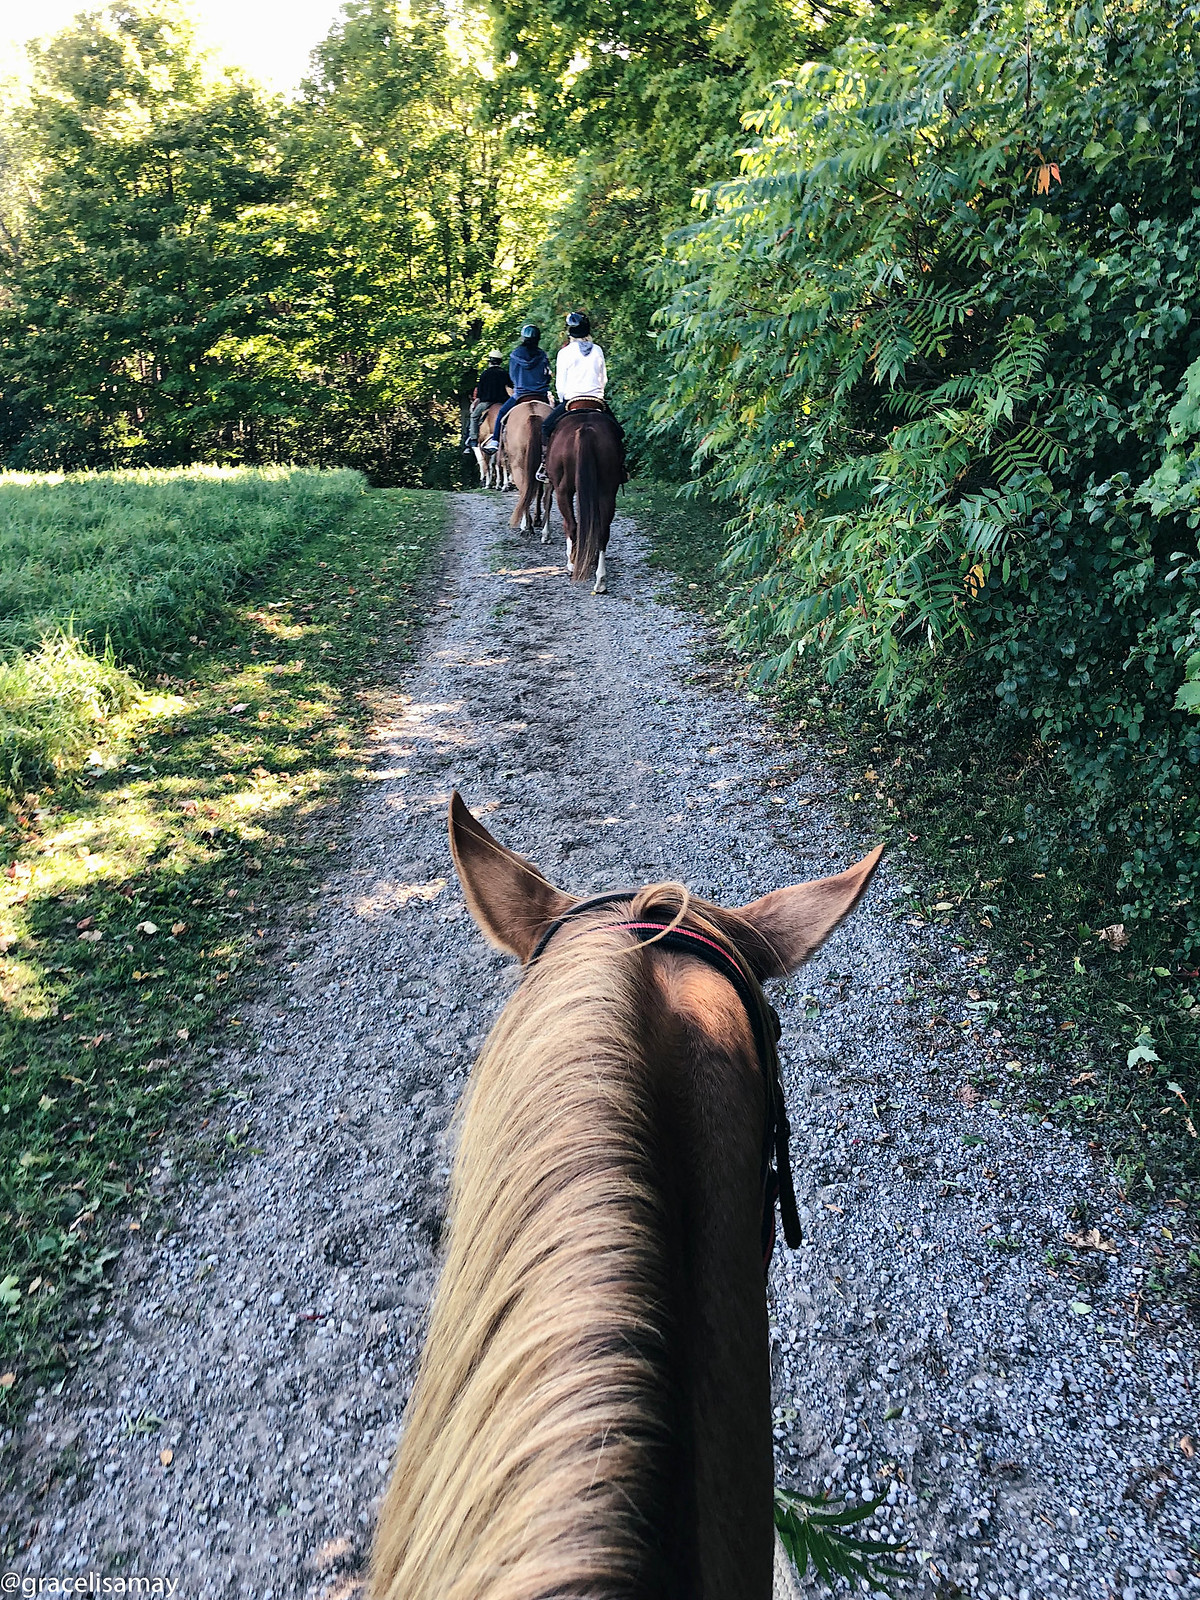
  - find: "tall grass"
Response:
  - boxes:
[0,632,140,801]
[0,466,368,803]
[0,466,368,658]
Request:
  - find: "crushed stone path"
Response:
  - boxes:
[4,492,1198,1599]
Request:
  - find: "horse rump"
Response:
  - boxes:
[508,404,545,531]
[560,413,621,583]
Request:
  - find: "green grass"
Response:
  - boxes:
[0,466,366,659]
[0,632,141,802]
[630,479,1200,1221]
[0,478,448,1400]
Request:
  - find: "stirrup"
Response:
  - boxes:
[535,465,548,483]
[482,438,499,452]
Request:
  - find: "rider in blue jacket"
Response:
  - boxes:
[482,325,552,452]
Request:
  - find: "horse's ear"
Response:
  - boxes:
[723,846,885,978]
[448,792,576,961]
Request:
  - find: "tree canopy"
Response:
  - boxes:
[1,0,1199,950]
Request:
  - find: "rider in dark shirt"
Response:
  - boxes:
[464,351,512,452]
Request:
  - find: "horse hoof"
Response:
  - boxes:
[593,581,607,596]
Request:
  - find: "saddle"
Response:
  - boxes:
[565,397,606,412]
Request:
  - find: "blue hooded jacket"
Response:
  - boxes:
[509,342,551,396]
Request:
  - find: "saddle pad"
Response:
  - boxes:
[565,397,605,412]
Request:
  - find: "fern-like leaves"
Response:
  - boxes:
[773,1486,909,1596]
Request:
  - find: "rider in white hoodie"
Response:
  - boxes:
[537,312,625,480]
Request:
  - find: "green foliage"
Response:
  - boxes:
[774,1487,906,1594]
[499,0,849,468]
[0,3,290,469]
[653,0,1200,956]
[0,0,564,480]
[0,478,447,1397]
[283,0,565,480]
[0,633,140,803]
[0,465,366,657]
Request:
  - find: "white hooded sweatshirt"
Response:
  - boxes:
[556,338,607,402]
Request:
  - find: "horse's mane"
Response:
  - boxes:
[372,890,710,1600]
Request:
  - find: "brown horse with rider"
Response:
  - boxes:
[541,312,626,592]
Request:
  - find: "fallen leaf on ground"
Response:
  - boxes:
[1180,1436,1195,1459]
[179,800,198,815]
[171,922,187,936]
[1097,923,1130,951]
[78,930,103,943]
[0,1373,13,1388]
[136,921,159,935]
[1066,1228,1118,1254]
[160,1448,173,1467]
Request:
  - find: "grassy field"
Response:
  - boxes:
[631,480,1200,1236]
[0,467,370,803]
[0,469,448,1399]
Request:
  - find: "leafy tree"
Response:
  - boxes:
[653,0,1200,952]
[491,0,844,450]
[280,0,564,481]
[0,2,291,467]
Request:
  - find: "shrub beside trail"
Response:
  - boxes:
[653,0,1200,972]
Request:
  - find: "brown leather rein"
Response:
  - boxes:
[527,892,803,1263]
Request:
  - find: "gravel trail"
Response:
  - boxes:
[4,492,1198,1599]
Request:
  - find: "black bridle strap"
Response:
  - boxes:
[526,895,803,1252]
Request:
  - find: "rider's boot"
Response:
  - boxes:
[482,437,499,453]
[535,463,549,483]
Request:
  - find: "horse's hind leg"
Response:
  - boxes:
[558,496,577,575]
[592,499,616,595]
[538,485,551,543]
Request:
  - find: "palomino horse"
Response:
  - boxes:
[370,792,882,1600]
[473,403,512,491]
[544,403,624,594]
[504,398,554,537]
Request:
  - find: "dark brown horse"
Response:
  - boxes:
[370,793,882,1600]
[544,405,624,594]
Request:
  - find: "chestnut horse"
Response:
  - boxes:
[370,792,882,1600]
[504,397,553,536]
[544,406,624,594]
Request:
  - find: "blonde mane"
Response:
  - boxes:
[371,899,694,1600]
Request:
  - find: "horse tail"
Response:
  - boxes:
[572,424,601,583]
[509,411,540,530]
